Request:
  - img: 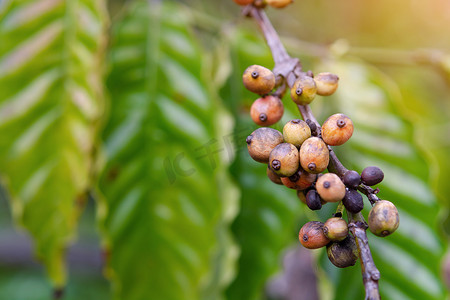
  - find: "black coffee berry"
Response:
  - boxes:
[306,189,322,210]
[343,189,364,214]
[343,170,361,189]
[361,166,384,186]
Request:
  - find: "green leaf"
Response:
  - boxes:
[99,2,239,299]
[317,60,447,300]
[0,0,107,287]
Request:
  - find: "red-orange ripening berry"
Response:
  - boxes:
[314,72,339,96]
[250,95,284,126]
[290,75,317,105]
[316,173,346,202]
[299,221,330,249]
[299,137,329,174]
[247,127,284,163]
[267,166,283,185]
[269,143,299,177]
[281,168,317,190]
[243,65,275,95]
[233,0,253,5]
[321,114,354,146]
[266,0,293,8]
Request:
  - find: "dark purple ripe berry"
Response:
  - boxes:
[361,166,384,186]
[343,170,361,189]
[343,189,364,214]
[306,189,322,210]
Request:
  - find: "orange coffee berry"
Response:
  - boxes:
[322,113,354,146]
[250,95,284,126]
[299,137,329,174]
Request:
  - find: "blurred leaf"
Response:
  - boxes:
[0,0,107,287]
[99,1,239,299]
[317,60,447,300]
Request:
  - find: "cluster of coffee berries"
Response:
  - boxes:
[233,0,293,9]
[244,64,400,269]
[244,65,339,127]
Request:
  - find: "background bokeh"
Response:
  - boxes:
[0,0,449,299]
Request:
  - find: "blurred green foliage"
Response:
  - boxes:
[0,0,449,299]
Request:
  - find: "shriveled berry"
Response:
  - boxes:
[290,75,317,105]
[233,0,253,4]
[250,95,284,126]
[299,221,330,249]
[314,72,339,96]
[361,166,384,186]
[266,0,293,8]
[343,189,364,214]
[247,127,283,163]
[316,173,346,202]
[343,170,361,189]
[269,143,299,177]
[305,189,322,210]
[299,137,329,174]
[321,113,354,146]
[283,119,311,148]
[323,217,348,241]
[267,166,283,185]
[281,168,317,190]
[243,65,275,95]
[368,200,399,237]
[327,236,358,268]
[297,190,307,204]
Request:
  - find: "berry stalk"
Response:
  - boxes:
[245,5,381,299]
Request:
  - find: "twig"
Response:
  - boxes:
[247,6,381,299]
[348,213,381,300]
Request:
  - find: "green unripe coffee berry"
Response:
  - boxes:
[243,65,275,95]
[266,0,293,8]
[246,127,283,163]
[267,166,283,185]
[299,137,329,174]
[316,173,346,202]
[290,75,317,105]
[321,113,354,146]
[368,200,399,237]
[326,236,358,268]
[323,217,348,241]
[314,72,339,96]
[299,221,330,249]
[269,143,299,177]
[283,119,311,148]
[250,95,284,126]
[281,168,317,190]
